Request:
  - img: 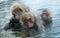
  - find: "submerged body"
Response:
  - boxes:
[4,19,22,31]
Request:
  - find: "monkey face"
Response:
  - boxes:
[42,9,51,18]
[41,13,48,20]
[41,9,50,20]
[20,12,35,28]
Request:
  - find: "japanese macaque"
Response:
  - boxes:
[19,12,45,37]
[41,9,52,26]
[10,3,30,19]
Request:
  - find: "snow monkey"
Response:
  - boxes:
[41,9,52,27]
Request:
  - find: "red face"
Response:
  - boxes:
[24,18,33,27]
[42,13,48,19]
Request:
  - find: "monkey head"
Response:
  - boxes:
[19,12,36,28]
[10,3,30,19]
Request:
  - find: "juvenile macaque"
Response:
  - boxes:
[4,19,22,31]
[41,9,52,26]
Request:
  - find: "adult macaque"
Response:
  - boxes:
[19,12,45,37]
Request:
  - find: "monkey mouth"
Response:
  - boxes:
[13,13,19,19]
[24,19,33,27]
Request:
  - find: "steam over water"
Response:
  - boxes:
[0,0,60,38]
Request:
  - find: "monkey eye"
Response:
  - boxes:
[18,8,23,12]
[29,19,31,21]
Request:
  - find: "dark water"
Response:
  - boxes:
[0,0,60,38]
